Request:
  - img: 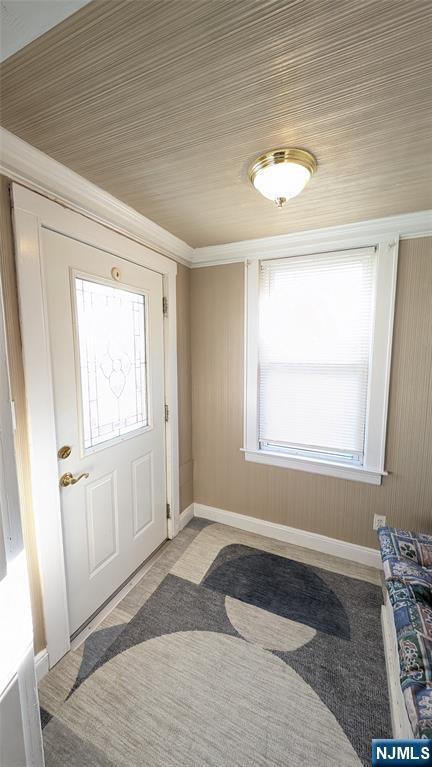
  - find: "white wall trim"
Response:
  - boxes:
[243,242,398,484]
[179,504,194,531]
[243,449,385,485]
[381,595,413,739]
[12,185,180,667]
[34,650,49,684]
[191,210,432,267]
[193,503,381,568]
[0,264,44,764]
[0,127,193,266]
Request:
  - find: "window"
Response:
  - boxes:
[244,243,398,484]
[75,277,149,451]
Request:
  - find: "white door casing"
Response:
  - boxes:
[12,184,180,665]
[43,230,167,634]
[0,271,44,766]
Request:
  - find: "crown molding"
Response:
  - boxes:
[190,210,432,267]
[0,127,193,266]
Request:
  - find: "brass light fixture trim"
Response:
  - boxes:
[248,147,317,208]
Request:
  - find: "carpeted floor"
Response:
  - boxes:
[39,519,391,766]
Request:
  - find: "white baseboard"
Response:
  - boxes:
[34,649,49,683]
[179,504,194,530]
[381,596,413,739]
[193,503,381,568]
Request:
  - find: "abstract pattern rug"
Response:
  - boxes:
[39,519,391,766]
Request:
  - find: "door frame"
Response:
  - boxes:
[0,261,44,765]
[12,183,180,667]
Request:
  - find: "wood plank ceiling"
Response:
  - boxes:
[1,0,431,247]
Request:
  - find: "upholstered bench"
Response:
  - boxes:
[378,527,432,739]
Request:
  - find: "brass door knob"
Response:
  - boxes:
[59,471,89,488]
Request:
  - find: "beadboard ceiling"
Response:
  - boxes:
[1,0,431,248]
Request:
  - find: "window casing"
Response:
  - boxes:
[244,242,398,485]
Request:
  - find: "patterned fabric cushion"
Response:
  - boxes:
[387,579,432,612]
[398,630,432,688]
[393,597,432,641]
[378,527,432,568]
[378,526,432,739]
[383,557,432,588]
[403,684,432,739]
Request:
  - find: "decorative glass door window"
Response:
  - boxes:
[75,277,149,450]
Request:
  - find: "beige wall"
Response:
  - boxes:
[191,237,432,550]
[0,176,46,652]
[177,263,193,511]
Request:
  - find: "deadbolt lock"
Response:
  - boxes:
[58,445,72,460]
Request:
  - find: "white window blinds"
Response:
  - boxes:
[258,248,376,465]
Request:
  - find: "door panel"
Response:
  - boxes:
[132,452,154,537]
[86,472,119,576]
[42,228,167,634]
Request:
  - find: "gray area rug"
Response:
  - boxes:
[39,519,390,766]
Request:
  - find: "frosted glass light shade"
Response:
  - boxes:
[253,162,310,201]
[249,148,317,207]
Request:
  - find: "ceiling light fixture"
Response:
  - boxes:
[249,147,317,208]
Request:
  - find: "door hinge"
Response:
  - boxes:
[166,502,171,519]
[164,403,169,422]
[162,296,168,316]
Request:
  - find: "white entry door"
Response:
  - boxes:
[42,228,167,634]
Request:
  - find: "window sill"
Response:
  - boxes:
[242,449,386,485]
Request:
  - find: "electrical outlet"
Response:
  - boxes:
[373,514,387,531]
